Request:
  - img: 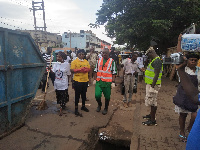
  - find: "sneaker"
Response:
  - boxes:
[96,106,101,112]
[102,108,108,115]
[81,106,89,112]
[142,120,157,126]
[127,102,132,107]
[143,114,151,120]
[123,102,128,108]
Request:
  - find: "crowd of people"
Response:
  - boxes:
[40,47,146,116]
[40,38,200,149]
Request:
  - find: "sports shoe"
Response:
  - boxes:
[81,106,89,112]
[123,102,128,108]
[143,114,151,120]
[142,120,157,126]
[102,108,108,115]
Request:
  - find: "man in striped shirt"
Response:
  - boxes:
[41,47,55,92]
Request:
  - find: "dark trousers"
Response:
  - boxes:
[42,72,55,91]
[74,81,88,108]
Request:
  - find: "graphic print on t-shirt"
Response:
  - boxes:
[55,69,63,79]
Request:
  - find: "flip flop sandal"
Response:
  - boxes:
[59,108,63,116]
[179,134,187,142]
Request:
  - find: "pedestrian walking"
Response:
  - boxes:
[173,53,199,142]
[71,51,76,61]
[51,51,71,116]
[173,34,200,142]
[70,49,91,116]
[176,59,200,150]
[122,53,140,108]
[117,51,122,77]
[41,47,55,92]
[64,51,71,63]
[93,49,117,115]
[142,47,163,126]
[86,47,98,84]
[109,47,119,69]
[136,53,144,82]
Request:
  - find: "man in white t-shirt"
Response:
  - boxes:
[136,53,144,82]
[71,51,76,61]
[65,55,71,63]
[123,53,140,108]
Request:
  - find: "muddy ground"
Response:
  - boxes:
[0,71,189,150]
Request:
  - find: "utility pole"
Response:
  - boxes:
[70,32,71,50]
[30,0,47,47]
[31,0,47,31]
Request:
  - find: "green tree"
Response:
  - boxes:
[92,0,200,53]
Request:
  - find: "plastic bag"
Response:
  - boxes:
[181,34,200,52]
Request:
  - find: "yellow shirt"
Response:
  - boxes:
[197,59,200,67]
[70,58,90,82]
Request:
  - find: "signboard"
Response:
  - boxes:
[183,24,195,34]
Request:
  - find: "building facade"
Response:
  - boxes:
[62,30,111,52]
[21,30,62,50]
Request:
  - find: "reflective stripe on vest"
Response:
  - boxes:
[145,57,163,85]
[96,57,113,82]
[98,76,112,79]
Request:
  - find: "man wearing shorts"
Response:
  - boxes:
[142,47,163,126]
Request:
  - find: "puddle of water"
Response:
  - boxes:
[29,101,74,118]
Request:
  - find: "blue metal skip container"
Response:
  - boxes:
[0,27,46,137]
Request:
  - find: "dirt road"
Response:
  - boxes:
[0,73,188,150]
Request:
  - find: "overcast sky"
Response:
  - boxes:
[0,0,113,44]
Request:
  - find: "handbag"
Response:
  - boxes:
[173,75,198,112]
